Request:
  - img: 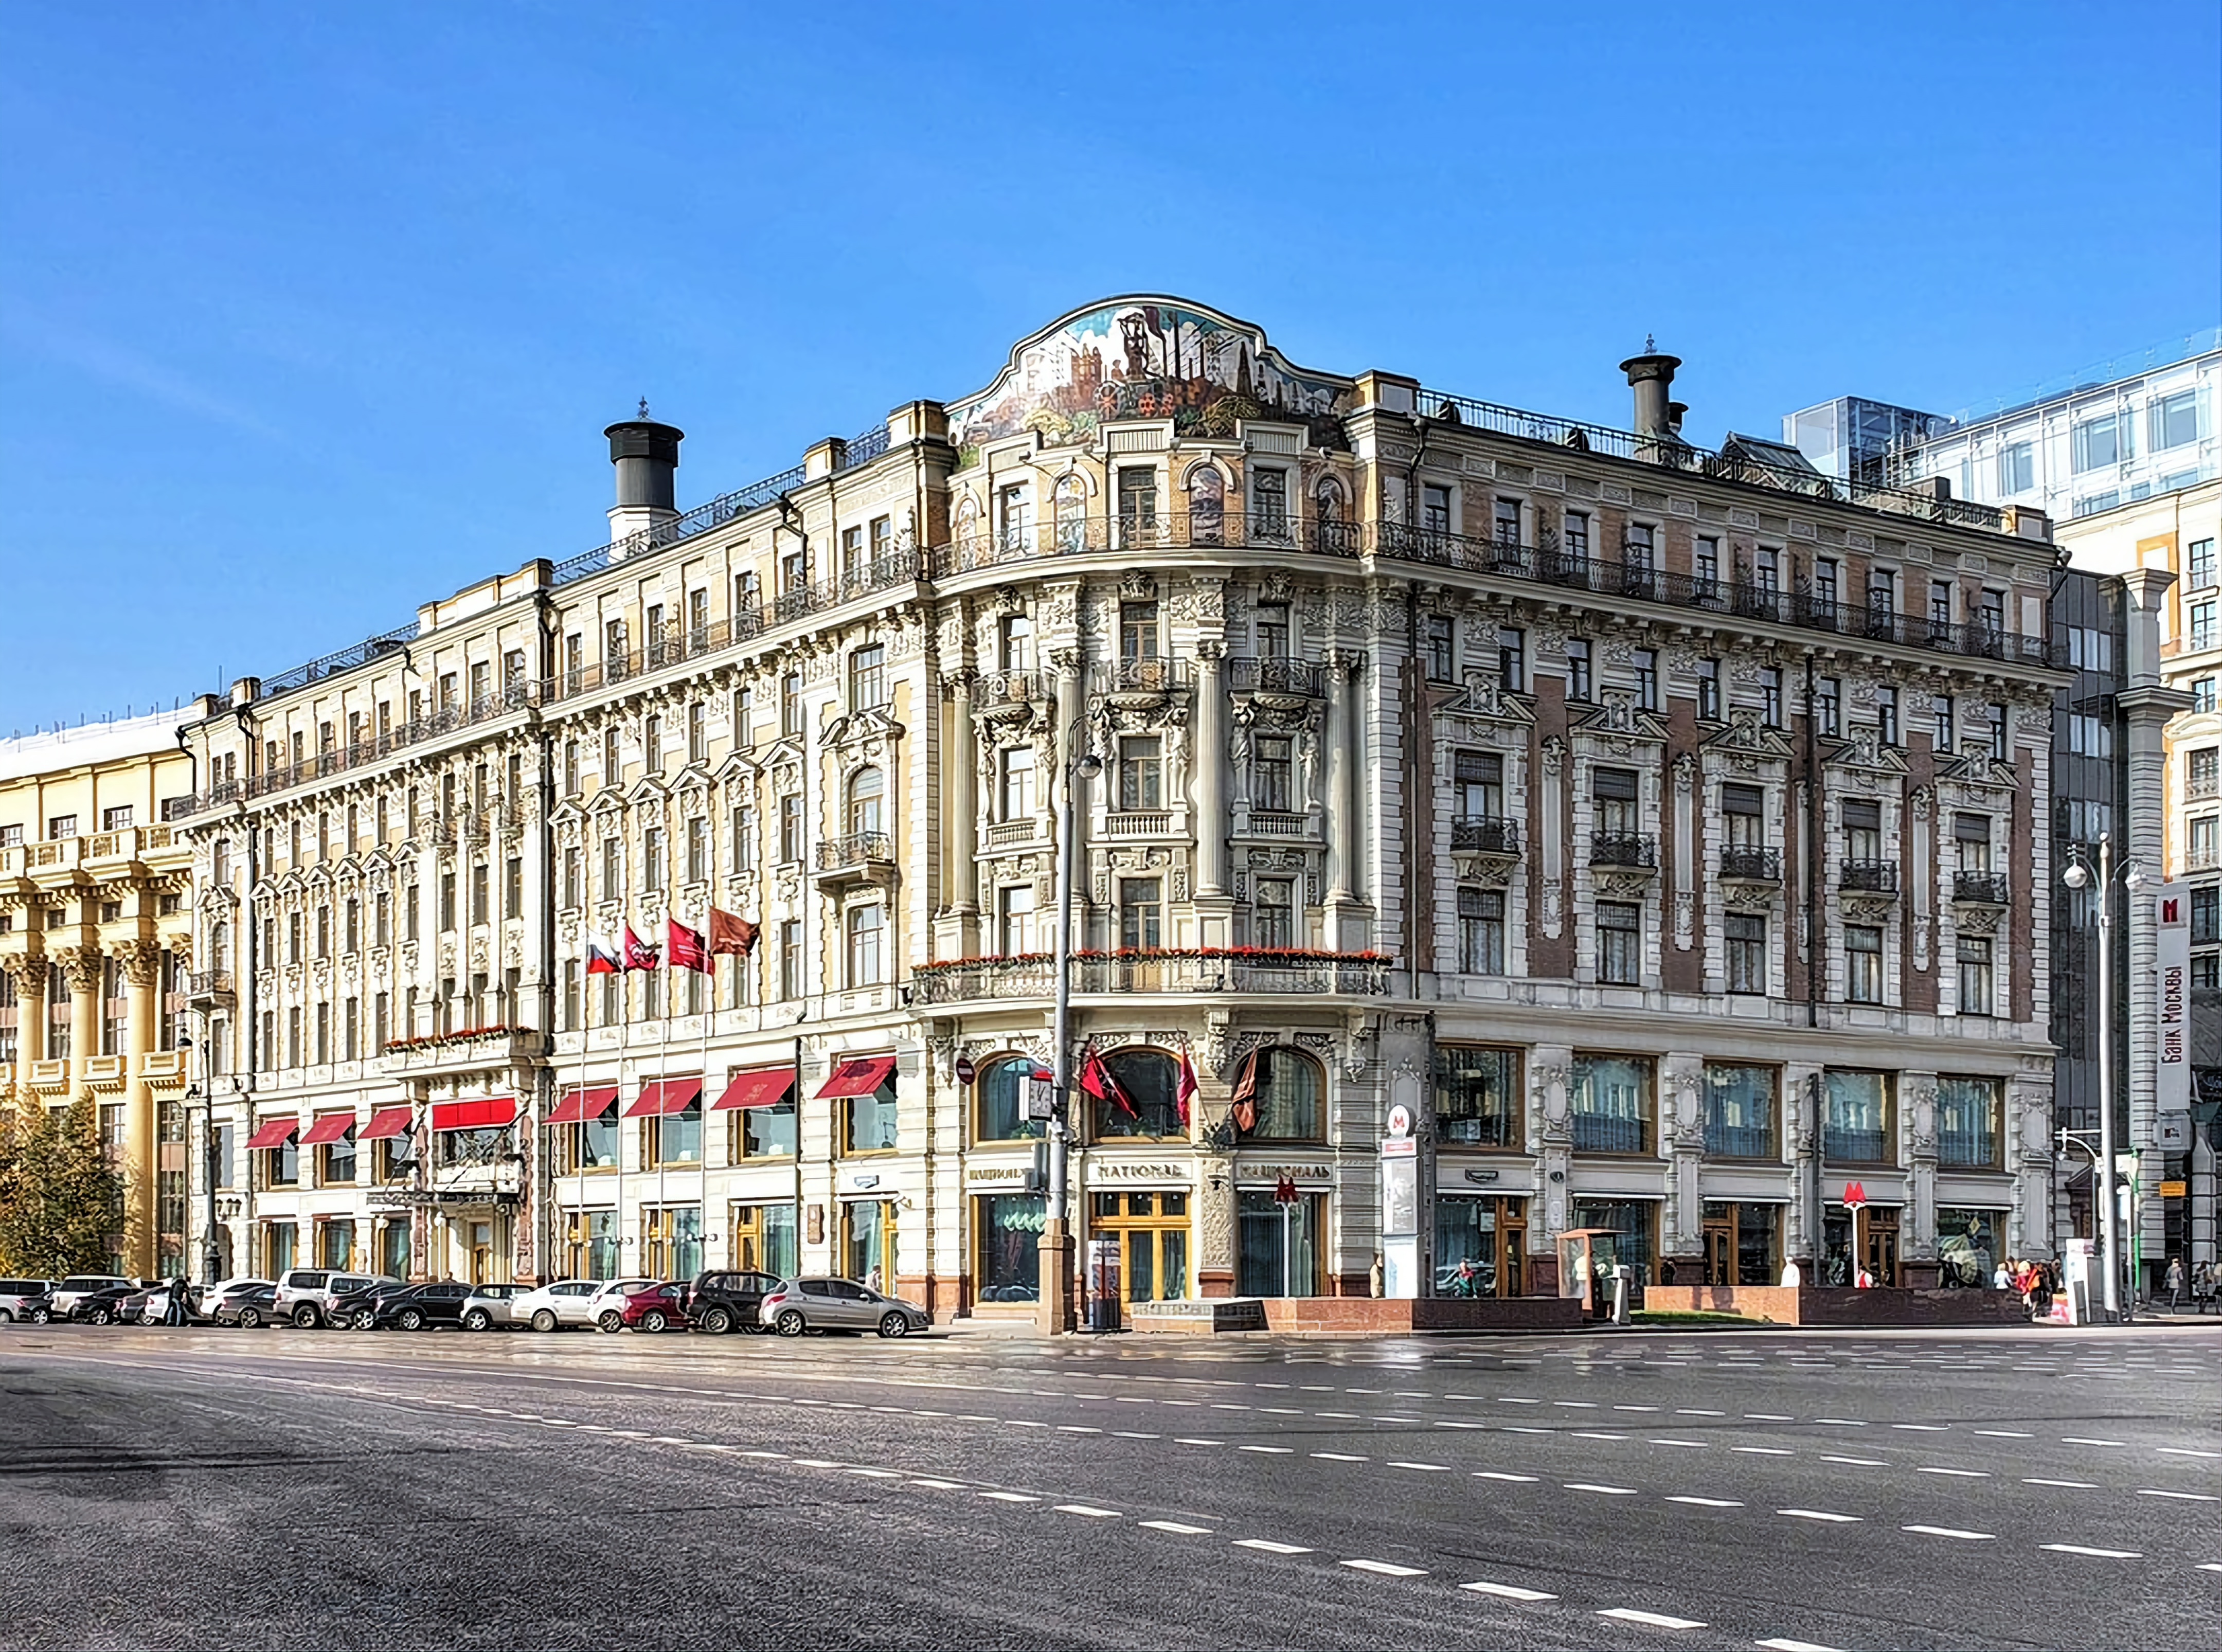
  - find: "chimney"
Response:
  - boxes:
[1619,340,1682,440]
[605,406,684,550]
[1666,401,1688,439]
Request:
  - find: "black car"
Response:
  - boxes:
[70,1284,143,1325]
[337,1280,471,1331]
[212,1284,279,1327]
[683,1270,782,1335]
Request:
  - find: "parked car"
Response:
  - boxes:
[683,1270,781,1335]
[210,1284,278,1327]
[135,1282,199,1324]
[612,1282,692,1333]
[0,1278,56,1322]
[589,1279,665,1333]
[459,1283,524,1332]
[362,1281,472,1331]
[70,1283,145,1325]
[758,1277,931,1338]
[49,1274,134,1320]
[511,1279,609,1333]
[275,1269,400,1328]
[329,1282,392,1330]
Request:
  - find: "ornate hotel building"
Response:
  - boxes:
[0,713,200,1276]
[168,297,2075,1316]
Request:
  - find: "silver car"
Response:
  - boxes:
[511,1279,609,1333]
[459,1283,525,1332]
[0,1278,56,1322]
[587,1279,659,1332]
[758,1276,931,1338]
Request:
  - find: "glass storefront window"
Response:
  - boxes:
[1569,1198,1656,1288]
[729,1203,796,1279]
[317,1220,354,1270]
[976,1054,1043,1142]
[1095,1048,1185,1140]
[1237,1189,1321,1297]
[564,1114,620,1171]
[1435,1045,1521,1150]
[1091,1191,1191,1307]
[265,1222,297,1275]
[1701,1201,1780,1285]
[1824,1070,1894,1163]
[733,1103,797,1159]
[976,1194,1045,1302]
[1570,1055,1653,1154]
[650,1102,703,1167]
[1702,1063,1777,1159]
[439,1125,508,1169]
[1934,1076,2001,1168]
[843,1199,897,1284]
[1936,1207,2006,1288]
[844,1087,900,1154]
[378,1219,410,1280]
[1436,1195,1526,1297]
[1246,1049,1323,1141]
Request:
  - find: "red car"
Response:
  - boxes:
[614,1281,692,1333]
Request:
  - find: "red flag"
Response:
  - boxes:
[585,933,622,976]
[1175,1049,1197,1127]
[667,918,711,974]
[1229,1051,1259,1134]
[1082,1050,1137,1119]
[708,907,758,956]
[622,924,661,972]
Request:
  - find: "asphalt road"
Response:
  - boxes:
[2,1320,2217,1651]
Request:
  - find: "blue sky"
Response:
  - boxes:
[2,3,2216,732]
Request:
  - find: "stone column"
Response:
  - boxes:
[1901,1073,1941,1288]
[1194,644,1228,896]
[950,674,979,915]
[120,939,163,1277]
[1322,651,1367,955]
[8,955,47,1068]
[1660,1053,1706,1281]
[1528,1047,1573,1296]
[58,946,103,1089]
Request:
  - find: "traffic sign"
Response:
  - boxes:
[1273,1175,1299,1206]
[954,1056,977,1086]
[1386,1103,1412,1139]
[1842,1179,1867,1210]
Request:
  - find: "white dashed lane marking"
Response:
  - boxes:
[2023,1478,2098,1488]
[1234,1539,1313,1555]
[1462,1581,1559,1602]
[1599,1608,1708,1630]
[2138,1488,2221,1502]
[1139,1520,1214,1535]
[1903,1525,1995,1541]
[1757,1638,1851,1651]
[1054,1504,1122,1518]
[2043,1545,2142,1559]
[1344,1559,1428,1577]
[979,1491,1040,1503]
[1313,1451,1368,1462]
[1668,1496,1744,1508]
[1474,1470,1539,1482]
[1565,1483,1640,1496]
[1778,1509,1861,1523]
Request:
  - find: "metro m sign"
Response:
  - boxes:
[2156,882,2191,1116]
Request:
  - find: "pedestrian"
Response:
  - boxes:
[164,1277,189,1327]
[1993,1258,2011,1292]
[1453,1258,1478,1299]
[1855,1265,1875,1290]
[865,1265,883,1295]
[2164,1256,2185,1311]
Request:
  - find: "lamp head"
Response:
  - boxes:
[2062,860,2090,891]
[2124,862,2148,891]
[1076,751,1103,780]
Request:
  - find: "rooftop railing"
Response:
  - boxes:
[910,947,1393,1005]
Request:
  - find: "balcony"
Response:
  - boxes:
[183,969,236,1008]
[909,947,1392,1006]
[1103,811,1174,838]
[974,670,1049,724]
[1244,811,1309,839]
[1952,870,2013,907]
[1227,657,1325,699]
[813,831,895,887]
[983,819,1040,849]
[1451,816,1521,856]
[2188,772,2221,801]
[1588,833,1658,870]
[1569,1114,1653,1155]
[927,512,1365,580]
[1105,658,1192,703]
[1718,845,1783,882]
[381,1025,546,1080]
[1839,861,1900,894]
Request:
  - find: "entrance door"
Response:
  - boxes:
[1703,1218,1734,1285]
[1861,1207,1900,1286]
[468,1222,493,1285]
[1091,1192,1192,1322]
[841,1199,897,1288]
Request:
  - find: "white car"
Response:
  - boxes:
[48,1275,134,1319]
[511,1279,609,1333]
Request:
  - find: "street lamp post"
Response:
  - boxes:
[2062,832,2141,1322]
[1038,728,1101,1337]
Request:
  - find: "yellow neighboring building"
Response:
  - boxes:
[0,710,206,1277]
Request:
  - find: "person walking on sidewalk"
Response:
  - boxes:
[2164,1256,2185,1311]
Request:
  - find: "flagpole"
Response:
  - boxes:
[617,944,630,1286]
[698,916,712,1282]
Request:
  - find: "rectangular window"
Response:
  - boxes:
[1253,469,1289,537]
[999,745,1037,821]
[997,884,1037,956]
[1815,676,1841,737]
[1454,749,1502,820]
[1634,648,1658,712]
[1957,936,1994,1016]
[1252,737,1293,813]
[686,818,708,884]
[2150,388,2199,452]
[1564,511,1589,559]
[846,903,885,988]
[1256,878,1296,949]
[1813,557,1839,610]
[780,672,802,737]
[1760,667,1782,727]
[1119,600,1160,662]
[1824,1070,1893,1164]
[1570,1053,1652,1154]
[1457,887,1505,974]
[1497,626,1526,693]
[849,644,887,711]
[1695,535,1721,595]
[600,837,622,901]
[1876,686,1899,746]
[1116,466,1158,541]
[731,804,756,872]
[1998,441,2034,494]
[1565,638,1591,702]
[1493,496,1521,547]
[2192,885,2220,945]
[1120,736,1163,812]
[641,828,664,895]
[778,920,802,1001]
[2072,409,2132,472]
[1120,876,1163,950]
[1703,1063,1777,1159]
[470,863,489,926]
[1424,615,1456,681]
[1596,901,1640,986]
[1435,1044,1520,1150]
[1696,658,1721,721]
[843,1080,900,1157]
[998,614,1033,672]
[1593,765,1640,836]
[1421,482,1452,536]
[1933,693,1955,753]
[2198,678,2218,714]
[1725,912,1766,994]
[2191,538,2217,590]
[1845,926,1883,1003]
[779,795,803,864]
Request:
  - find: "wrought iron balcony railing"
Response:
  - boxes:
[1226,657,1325,697]
[909,947,1392,1005]
[1451,815,1521,855]
[1718,845,1783,881]
[1952,870,2012,905]
[1570,1113,1652,1155]
[1589,833,1658,869]
[814,831,893,873]
[1840,861,1899,894]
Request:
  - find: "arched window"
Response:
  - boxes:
[1244,1048,1323,1142]
[847,767,884,839]
[1314,478,1348,552]
[1186,464,1225,545]
[1053,475,1086,553]
[1094,1047,1185,1140]
[976,1053,1044,1142]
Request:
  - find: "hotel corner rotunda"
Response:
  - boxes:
[164,297,2072,1321]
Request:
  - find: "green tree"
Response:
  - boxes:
[0,1091,124,1276]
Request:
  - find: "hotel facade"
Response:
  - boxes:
[165,297,2077,1318]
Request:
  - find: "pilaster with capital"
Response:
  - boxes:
[1322,649,1364,909]
[56,945,104,1082]
[1194,641,1228,898]
[4,954,49,1066]
[948,672,979,916]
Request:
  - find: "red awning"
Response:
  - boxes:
[624,1076,705,1119]
[547,1085,620,1125]
[712,1068,795,1111]
[298,1113,356,1146]
[817,1053,897,1100]
[431,1096,518,1133]
[244,1116,298,1151]
[358,1105,415,1142]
